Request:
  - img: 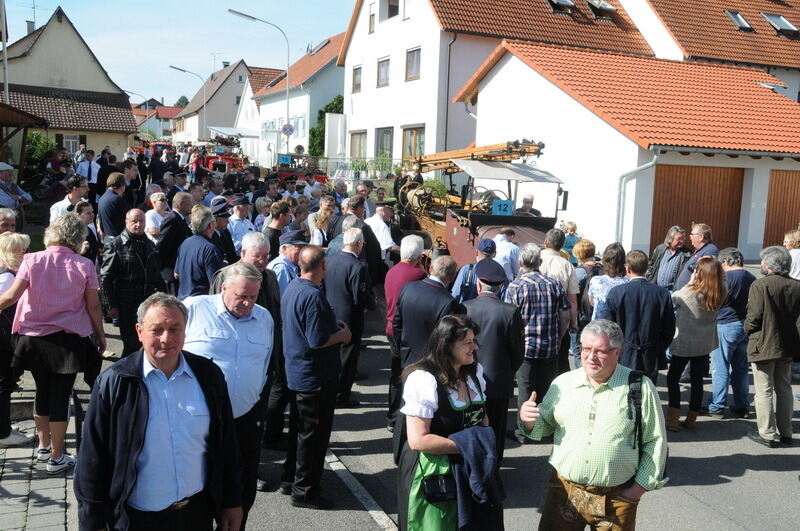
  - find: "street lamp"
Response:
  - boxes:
[170,65,207,142]
[228,8,291,155]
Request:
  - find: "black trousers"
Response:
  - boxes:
[557,333,571,375]
[282,380,337,499]
[234,399,267,528]
[263,350,289,443]
[338,318,364,400]
[126,490,212,531]
[667,355,708,412]
[514,358,557,435]
[118,296,147,357]
[0,342,21,438]
[386,334,403,428]
[31,371,76,422]
[484,397,511,463]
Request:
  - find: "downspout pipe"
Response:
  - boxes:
[615,148,659,242]
[443,32,457,151]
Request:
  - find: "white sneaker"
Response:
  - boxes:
[46,453,76,474]
[36,445,52,462]
[0,429,34,447]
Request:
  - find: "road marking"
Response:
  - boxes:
[325,449,397,530]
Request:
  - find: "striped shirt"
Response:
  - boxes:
[528,364,668,491]
[503,271,569,359]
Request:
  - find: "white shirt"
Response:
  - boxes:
[145,210,169,243]
[76,160,101,184]
[364,213,396,259]
[400,363,487,418]
[49,197,77,223]
[493,234,520,281]
[282,190,300,199]
[790,248,800,281]
[228,214,256,255]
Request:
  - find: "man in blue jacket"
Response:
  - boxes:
[74,293,242,531]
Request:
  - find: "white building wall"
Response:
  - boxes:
[617,0,684,60]
[307,63,345,132]
[9,18,119,92]
[259,91,311,154]
[203,62,251,140]
[234,80,270,167]
[343,0,444,159]
[474,54,641,252]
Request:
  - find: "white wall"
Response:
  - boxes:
[259,91,311,154]
[343,0,444,159]
[203,62,250,140]
[474,54,641,251]
[307,62,345,131]
[617,0,683,60]
[234,80,270,167]
[9,16,119,92]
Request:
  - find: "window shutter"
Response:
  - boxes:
[79,135,87,146]
[55,134,64,147]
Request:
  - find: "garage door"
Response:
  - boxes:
[650,165,744,251]
[763,170,800,247]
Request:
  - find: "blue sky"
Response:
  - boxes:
[5,0,352,105]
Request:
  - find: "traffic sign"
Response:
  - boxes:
[282,123,295,136]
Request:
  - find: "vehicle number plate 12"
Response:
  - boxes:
[492,200,514,216]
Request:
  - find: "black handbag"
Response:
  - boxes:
[421,473,457,503]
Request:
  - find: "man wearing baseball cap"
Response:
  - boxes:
[463,258,524,462]
[450,238,507,303]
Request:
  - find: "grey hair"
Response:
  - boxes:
[340,197,350,211]
[241,231,269,253]
[582,319,624,350]
[400,234,424,260]
[544,228,565,251]
[760,245,792,276]
[334,178,346,187]
[137,292,188,325]
[0,207,17,220]
[663,225,686,246]
[343,227,364,246]
[44,213,87,253]
[144,183,162,197]
[519,243,542,270]
[222,261,263,286]
[190,205,214,234]
[342,214,363,231]
[430,255,457,280]
[254,196,271,212]
[718,247,744,267]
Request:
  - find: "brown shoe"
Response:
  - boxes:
[666,408,682,432]
[682,410,699,430]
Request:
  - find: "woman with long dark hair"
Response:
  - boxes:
[397,314,499,530]
[587,242,628,319]
[667,256,726,431]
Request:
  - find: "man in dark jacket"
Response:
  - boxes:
[463,259,524,462]
[606,250,675,385]
[155,192,193,295]
[394,256,464,367]
[745,246,800,448]
[174,205,224,300]
[646,225,691,291]
[674,223,719,290]
[100,209,164,356]
[327,196,386,285]
[74,293,242,531]
[324,228,376,407]
[97,172,128,242]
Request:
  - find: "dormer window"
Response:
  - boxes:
[587,0,617,20]
[547,0,575,16]
[725,10,753,31]
[761,12,799,37]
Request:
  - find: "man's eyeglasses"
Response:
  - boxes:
[580,346,615,357]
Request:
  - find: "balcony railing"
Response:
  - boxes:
[319,156,408,181]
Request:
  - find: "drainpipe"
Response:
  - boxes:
[443,32,457,151]
[463,101,477,120]
[615,148,658,242]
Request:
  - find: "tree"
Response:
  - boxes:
[23,131,55,179]
[174,95,189,107]
[307,94,343,157]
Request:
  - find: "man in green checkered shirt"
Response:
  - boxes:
[520,319,668,530]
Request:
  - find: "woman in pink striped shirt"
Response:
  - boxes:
[0,214,106,474]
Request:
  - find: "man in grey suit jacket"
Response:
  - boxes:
[464,259,524,462]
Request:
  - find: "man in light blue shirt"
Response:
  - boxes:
[493,228,521,281]
[183,262,273,527]
[228,196,256,255]
[267,230,306,296]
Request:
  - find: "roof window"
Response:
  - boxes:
[761,12,800,37]
[547,0,575,16]
[309,39,330,55]
[725,10,753,31]
[587,0,617,19]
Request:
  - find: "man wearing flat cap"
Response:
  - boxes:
[451,238,507,304]
[464,258,524,462]
[267,230,307,296]
[228,195,256,255]
[209,196,238,264]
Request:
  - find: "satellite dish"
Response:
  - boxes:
[294,144,305,154]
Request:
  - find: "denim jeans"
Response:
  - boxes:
[709,320,750,412]
[569,331,582,369]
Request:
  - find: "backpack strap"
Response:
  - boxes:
[459,264,476,303]
[627,370,644,457]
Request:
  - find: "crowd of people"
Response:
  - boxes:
[0,144,798,530]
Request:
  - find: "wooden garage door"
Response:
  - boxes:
[763,170,800,247]
[650,165,744,251]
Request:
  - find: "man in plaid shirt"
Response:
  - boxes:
[504,243,570,444]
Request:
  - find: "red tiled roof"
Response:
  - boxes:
[155,106,182,119]
[455,40,800,155]
[248,67,285,95]
[337,0,651,66]
[0,84,136,134]
[256,33,345,98]
[646,0,800,68]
